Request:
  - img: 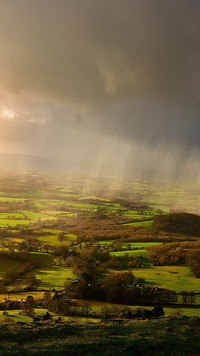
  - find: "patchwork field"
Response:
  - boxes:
[0,170,199,320]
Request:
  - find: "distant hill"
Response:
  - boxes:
[0,152,58,170]
[153,212,200,236]
[0,152,91,174]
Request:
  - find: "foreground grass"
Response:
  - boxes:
[0,317,199,355]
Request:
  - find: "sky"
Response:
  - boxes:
[0,0,200,179]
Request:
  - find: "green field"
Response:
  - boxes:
[0,309,100,324]
[110,249,149,259]
[21,211,53,220]
[124,220,153,228]
[0,213,26,219]
[0,219,31,227]
[0,310,32,323]
[25,252,53,267]
[41,210,77,218]
[0,197,25,202]
[0,210,60,229]
[0,252,53,277]
[35,266,75,289]
[94,240,114,246]
[0,255,26,274]
[82,299,200,316]
[4,238,24,243]
[37,231,77,245]
[122,242,162,249]
[94,241,162,249]
[0,292,45,303]
[132,266,200,292]
[122,209,157,219]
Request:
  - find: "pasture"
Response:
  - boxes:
[0,310,32,324]
[124,220,153,228]
[0,255,26,274]
[122,242,162,249]
[80,299,200,316]
[0,219,31,228]
[132,266,200,292]
[94,241,162,249]
[35,266,75,289]
[37,231,77,246]
[110,249,149,259]
[0,292,44,303]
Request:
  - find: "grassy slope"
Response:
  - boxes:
[35,266,75,289]
[0,256,25,272]
[0,317,199,355]
[132,265,200,292]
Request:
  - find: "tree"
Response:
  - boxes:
[152,306,164,317]
[81,303,92,316]
[187,249,200,277]
[181,292,196,305]
[26,273,40,289]
[93,207,107,219]
[43,311,52,321]
[58,232,65,243]
[22,295,35,317]
[43,291,52,307]
[3,270,20,286]
[103,272,135,303]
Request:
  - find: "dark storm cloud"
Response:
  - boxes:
[0,0,200,177]
[0,0,200,105]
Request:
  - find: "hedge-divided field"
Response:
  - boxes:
[0,171,199,321]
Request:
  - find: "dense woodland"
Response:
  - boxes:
[153,212,200,236]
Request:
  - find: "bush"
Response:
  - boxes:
[1,316,15,324]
